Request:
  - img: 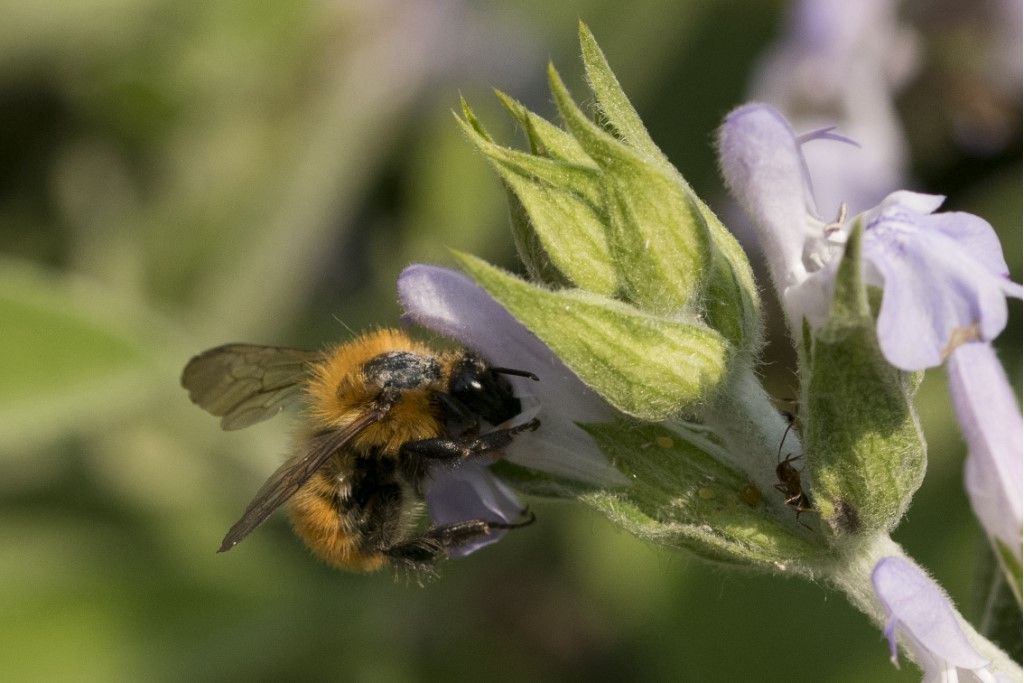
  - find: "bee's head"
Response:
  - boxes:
[448,354,536,426]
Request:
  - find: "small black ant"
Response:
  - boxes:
[775,412,813,528]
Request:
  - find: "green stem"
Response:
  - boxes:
[830,533,1022,680]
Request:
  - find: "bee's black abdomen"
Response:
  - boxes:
[347,455,409,552]
[362,351,441,391]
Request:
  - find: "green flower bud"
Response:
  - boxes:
[576,21,762,352]
[457,101,617,295]
[548,64,710,316]
[801,223,927,537]
[459,24,763,353]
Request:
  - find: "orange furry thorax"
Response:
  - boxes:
[304,328,455,456]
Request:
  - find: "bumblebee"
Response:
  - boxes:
[181,328,539,572]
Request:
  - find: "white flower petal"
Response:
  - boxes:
[398,264,625,486]
[947,343,1023,562]
[748,0,917,216]
[866,190,946,217]
[873,556,991,673]
[866,226,1011,370]
[718,103,811,294]
[920,212,1012,278]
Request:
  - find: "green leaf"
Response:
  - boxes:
[0,260,162,448]
[580,419,827,573]
[977,540,1023,660]
[457,115,618,295]
[548,65,710,315]
[578,21,666,162]
[802,223,927,537]
[455,253,730,420]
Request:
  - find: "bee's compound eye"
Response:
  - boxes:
[449,354,522,426]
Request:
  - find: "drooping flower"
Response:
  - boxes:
[717,102,1022,370]
[398,264,626,551]
[872,556,1004,681]
[947,342,1023,565]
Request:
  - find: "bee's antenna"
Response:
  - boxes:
[330,313,357,337]
[491,367,540,381]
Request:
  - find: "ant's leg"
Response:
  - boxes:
[400,418,540,461]
[385,512,536,566]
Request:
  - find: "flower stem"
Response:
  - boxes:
[830,533,1023,679]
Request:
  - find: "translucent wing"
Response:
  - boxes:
[181,344,321,430]
[218,408,386,552]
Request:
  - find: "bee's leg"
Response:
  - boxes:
[400,418,540,461]
[384,511,536,566]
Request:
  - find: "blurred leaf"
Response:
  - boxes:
[0,259,164,449]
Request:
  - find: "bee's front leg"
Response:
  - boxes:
[399,418,540,461]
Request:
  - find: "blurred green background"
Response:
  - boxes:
[1,1,1019,681]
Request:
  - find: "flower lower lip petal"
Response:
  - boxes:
[426,459,524,557]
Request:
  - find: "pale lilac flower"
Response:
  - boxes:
[947,343,1023,564]
[872,556,1004,682]
[719,103,1023,568]
[398,264,626,551]
[717,103,1022,370]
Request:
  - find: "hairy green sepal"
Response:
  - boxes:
[580,419,827,573]
[548,64,710,315]
[457,103,616,295]
[576,22,761,351]
[455,253,730,420]
[801,223,927,537]
[459,24,762,352]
